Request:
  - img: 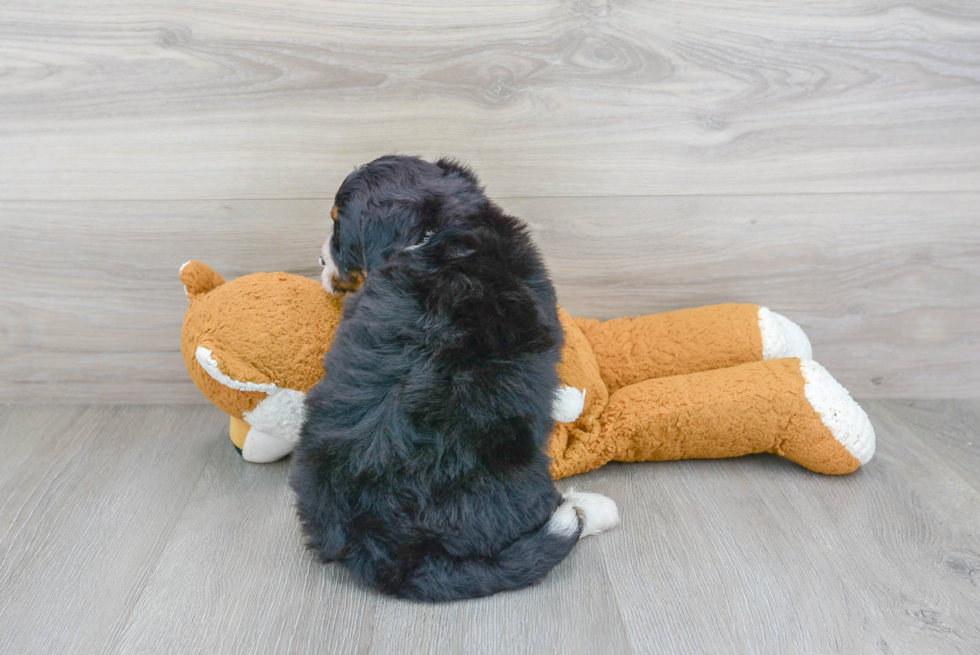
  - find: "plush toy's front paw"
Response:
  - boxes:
[241,427,298,463]
[229,416,298,463]
[552,386,587,423]
[226,389,307,463]
[242,388,306,443]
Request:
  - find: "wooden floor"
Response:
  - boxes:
[1,401,978,654]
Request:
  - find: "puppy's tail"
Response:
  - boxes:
[396,490,619,602]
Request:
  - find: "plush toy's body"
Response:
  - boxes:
[180,261,874,476]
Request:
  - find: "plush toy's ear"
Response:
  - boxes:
[180,261,226,300]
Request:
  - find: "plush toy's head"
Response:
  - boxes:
[180,261,602,466]
[179,261,344,419]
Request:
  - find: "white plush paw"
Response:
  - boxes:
[800,359,876,464]
[241,428,297,463]
[552,386,587,424]
[239,388,306,463]
[242,389,306,443]
[759,307,813,360]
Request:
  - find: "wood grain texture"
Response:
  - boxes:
[518,193,980,399]
[114,428,633,655]
[0,1,978,199]
[2,193,977,402]
[112,432,379,655]
[0,405,220,655]
[0,200,329,404]
[592,399,980,653]
[594,461,861,653]
[1,401,979,654]
[884,399,980,494]
[366,474,633,655]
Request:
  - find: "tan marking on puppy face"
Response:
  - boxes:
[330,269,366,294]
[320,207,365,294]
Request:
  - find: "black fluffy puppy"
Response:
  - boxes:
[291,155,618,602]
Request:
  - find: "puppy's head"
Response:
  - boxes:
[319,155,486,293]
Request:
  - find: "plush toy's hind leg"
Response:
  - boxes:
[574,304,812,393]
[600,358,874,475]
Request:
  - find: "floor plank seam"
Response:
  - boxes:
[874,401,980,497]
[597,541,639,655]
[0,407,101,570]
[98,434,223,655]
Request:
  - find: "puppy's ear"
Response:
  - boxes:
[436,158,480,185]
[359,201,437,271]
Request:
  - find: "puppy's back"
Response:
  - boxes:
[293,183,617,602]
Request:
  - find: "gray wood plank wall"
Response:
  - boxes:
[1,0,978,402]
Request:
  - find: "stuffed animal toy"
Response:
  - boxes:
[180,261,875,476]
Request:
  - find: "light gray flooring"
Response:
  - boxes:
[1,401,978,654]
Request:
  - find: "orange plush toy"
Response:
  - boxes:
[180,261,875,476]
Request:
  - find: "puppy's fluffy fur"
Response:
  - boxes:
[291,156,617,602]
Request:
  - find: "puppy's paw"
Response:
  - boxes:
[552,386,586,423]
[562,489,620,539]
